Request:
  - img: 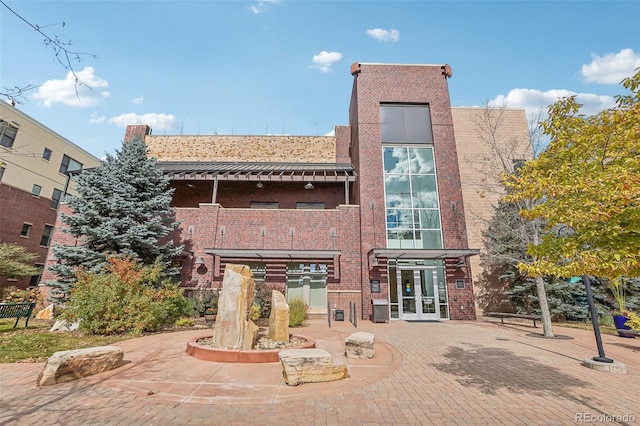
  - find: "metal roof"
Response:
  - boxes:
[204,249,341,259]
[370,248,480,259]
[158,161,357,182]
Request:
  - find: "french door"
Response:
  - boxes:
[397,267,441,320]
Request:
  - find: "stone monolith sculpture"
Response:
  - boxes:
[268,290,290,343]
[213,264,258,350]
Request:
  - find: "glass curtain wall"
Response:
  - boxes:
[383,146,443,249]
[381,104,443,249]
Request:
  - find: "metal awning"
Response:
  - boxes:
[159,161,357,183]
[204,249,341,259]
[369,248,480,259]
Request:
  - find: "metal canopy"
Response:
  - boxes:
[204,249,341,259]
[159,161,357,183]
[369,248,480,259]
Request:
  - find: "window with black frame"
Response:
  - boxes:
[0,120,18,148]
[50,188,63,209]
[59,154,83,174]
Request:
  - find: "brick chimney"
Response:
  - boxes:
[124,125,152,142]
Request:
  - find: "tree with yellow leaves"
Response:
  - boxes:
[506,69,640,286]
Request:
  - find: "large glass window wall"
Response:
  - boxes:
[383,146,443,249]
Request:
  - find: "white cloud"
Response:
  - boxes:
[132,95,144,104]
[250,0,281,14]
[32,66,110,107]
[108,113,177,131]
[581,48,640,84]
[324,128,335,137]
[489,88,615,117]
[89,112,106,124]
[366,28,400,43]
[312,51,343,73]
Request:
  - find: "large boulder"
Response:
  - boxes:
[279,348,349,386]
[214,264,258,350]
[36,304,55,320]
[37,346,124,386]
[268,290,290,343]
[345,331,375,359]
[49,319,80,332]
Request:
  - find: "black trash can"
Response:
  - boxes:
[371,299,389,323]
[334,309,344,321]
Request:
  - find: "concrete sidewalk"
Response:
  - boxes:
[1,319,639,425]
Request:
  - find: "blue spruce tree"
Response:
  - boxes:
[47,137,182,301]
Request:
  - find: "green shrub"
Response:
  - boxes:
[1,286,45,314]
[288,297,307,327]
[185,289,218,316]
[251,304,261,321]
[63,257,191,335]
[253,284,272,318]
[175,317,195,327]
[1,286,42,304]
[626,312,640,331]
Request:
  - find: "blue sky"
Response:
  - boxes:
[1,0,639,158]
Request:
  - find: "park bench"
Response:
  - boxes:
[0,302,36,329]
[486,312,542,328]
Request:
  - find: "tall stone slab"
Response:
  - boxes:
[268,290,290,343]
[214,264,258,350]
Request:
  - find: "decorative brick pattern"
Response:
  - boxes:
[349,63,473,320]
[41,63,530,323]
[0,185,57,289]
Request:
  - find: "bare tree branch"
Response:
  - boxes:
[0,0,97,104]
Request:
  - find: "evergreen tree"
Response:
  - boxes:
[47,137,182,301]
[481,199,638,322]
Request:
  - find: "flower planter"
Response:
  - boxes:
[613,314,633,338]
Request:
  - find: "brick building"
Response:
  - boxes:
[0,102,100,289]
[44,62,530,321]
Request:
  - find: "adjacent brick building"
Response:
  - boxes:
[0,102,100,290]
[44,62,531,322]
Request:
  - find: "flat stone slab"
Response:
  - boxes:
[38,346,124,386]
[279,348,349,386]
[345,331,375,359]
[581,358,627,374]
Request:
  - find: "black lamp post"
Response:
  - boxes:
[581,275,613,363]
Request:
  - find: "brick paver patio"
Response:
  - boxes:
[1,318,638,425]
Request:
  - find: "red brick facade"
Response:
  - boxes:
[43,62,482,321]
[0,184,58,288]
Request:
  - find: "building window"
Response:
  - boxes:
[29,265,44,287]
[245,262,266,285]
[296,202,325,210]
[32,184,42,196]
[250,202,279,209]
[20,223,32,237]
[0,120,18,148]
[40,224,54,247]
[383,146,443,249]
[59,154,83,174]
[51,188,63,209]
[285,263,327,309]
[43,148,52,161]
[381,104,433,144]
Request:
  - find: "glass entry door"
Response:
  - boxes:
[398,267,440,320]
